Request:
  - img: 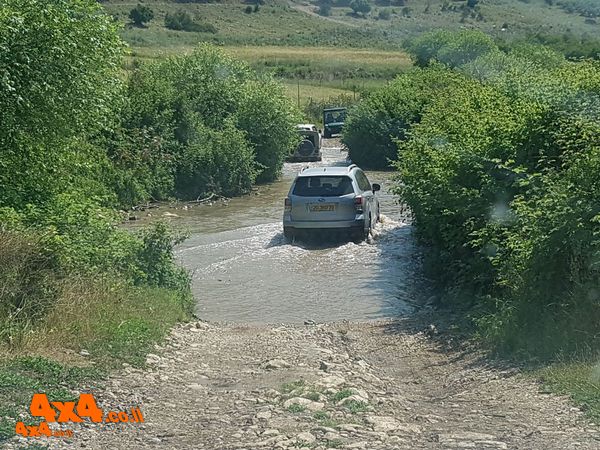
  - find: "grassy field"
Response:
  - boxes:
[104,0,600,51]
[283,81,353,105]
[129,44,411,79]
[106,0,600,104]
[125,44,404,112]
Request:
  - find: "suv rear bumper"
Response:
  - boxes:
[283,215,364,229]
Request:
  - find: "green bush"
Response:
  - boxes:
[0,231,58,346]
[318,2,332,16]
[176,123,257,198]
[0,203,191,349]
[343,66,465,169]
[337,31,598,357]
[0,0,123,210]
[235,79,300,182]
[502,33,600,60]
[122,45,298,193]
[129,4,154,27]
[350,0,372,16]
[0,0,191,351]
[164,10,218,33]
[378,8,391,19]
[395,52,600,357]
[404,30,498,68]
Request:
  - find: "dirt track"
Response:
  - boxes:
[19,313,599,449]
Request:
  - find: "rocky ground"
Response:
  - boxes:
[13,312,599,449]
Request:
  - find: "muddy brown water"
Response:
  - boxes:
[129,142,427,323]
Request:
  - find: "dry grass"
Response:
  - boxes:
[127,45,410,77]
[0,231,57,349]
[0,230,190,365]
[226,45,411,70]
[29,277,189,366]
[537,361,600,423]
[125,45,399,106]
[283,81,355,106]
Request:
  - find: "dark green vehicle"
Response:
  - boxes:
[323,107,346,138]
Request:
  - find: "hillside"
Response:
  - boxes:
[103,0,600,103]
[103,0,600,53]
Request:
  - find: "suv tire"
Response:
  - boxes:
[283,226,295,240]
[350,225,368,243]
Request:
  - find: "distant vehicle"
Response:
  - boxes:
[287,124,322,162]
[323,107,346,138]
[283,164,380,242]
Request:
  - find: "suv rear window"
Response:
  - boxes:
[292,176,354,197]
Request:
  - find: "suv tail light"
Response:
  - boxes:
[354,196,363,213]
[284,198,291,212]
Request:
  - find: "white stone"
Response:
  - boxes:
[296,432,316,444]
[262,429,280,436]
[323,431,341,441]
[283,397,325,411]
[338,395,368,406]
[317,375,346,388]
[256,410,272,420]
[261,359,291,369]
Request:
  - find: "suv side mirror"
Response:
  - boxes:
[372,183,381,193]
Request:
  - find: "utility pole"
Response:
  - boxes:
[297,80,300,109]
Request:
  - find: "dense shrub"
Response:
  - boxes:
[0,1,294,357]
[129,4,154,27]
[350,0,372,16]
[404,30,498,68]
[164,10,217,33]
[0,207,192,348]
[343,66,465,169]
[0,231,58,345]
[120,45,299,197]
[318,3,332,16]
[175,123,257,198]
[504,33,600,60]
[0,0,123,210]
[235,79,300,182]
[394,46,600,356]
[378,8,391,20]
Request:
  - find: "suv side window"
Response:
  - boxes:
[355,170,371,192]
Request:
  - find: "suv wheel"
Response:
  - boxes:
[297,139,314,157]
[350,225,368,243]
[283,227,295,241]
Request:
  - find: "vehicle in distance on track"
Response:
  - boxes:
[287,124,322,162]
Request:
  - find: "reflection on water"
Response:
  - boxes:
[131,142,427,323]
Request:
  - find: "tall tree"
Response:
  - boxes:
[0,0,123,207]
[129,4,154,27]
[350,0,372,16]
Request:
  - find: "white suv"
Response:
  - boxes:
[283,164,380,241]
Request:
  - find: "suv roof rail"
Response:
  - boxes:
[347,164,357,171]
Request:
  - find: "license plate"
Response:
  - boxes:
[310,204,335,212]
